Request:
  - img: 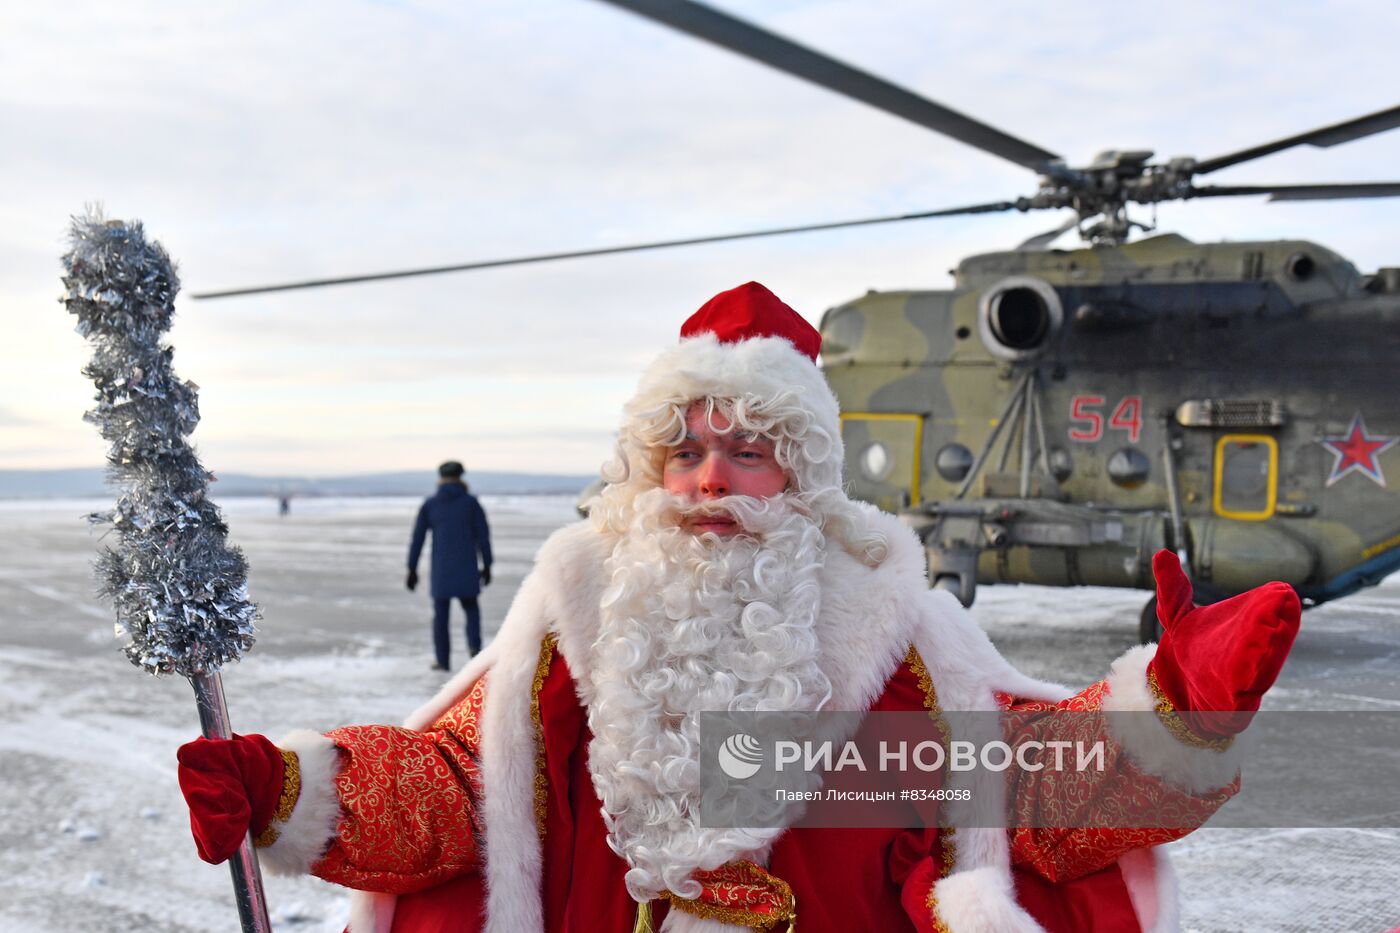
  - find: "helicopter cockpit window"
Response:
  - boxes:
[1213,434,1278,521]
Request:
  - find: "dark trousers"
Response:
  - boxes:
[432,596,481,668]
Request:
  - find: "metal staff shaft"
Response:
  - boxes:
[191,672,273,933]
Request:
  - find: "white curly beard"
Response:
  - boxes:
[585,488,832,904]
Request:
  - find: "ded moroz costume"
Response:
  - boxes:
[178,282,1301,932]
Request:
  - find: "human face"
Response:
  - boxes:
[661,402,788,536]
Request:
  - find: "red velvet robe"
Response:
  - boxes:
[306,636,1229,932]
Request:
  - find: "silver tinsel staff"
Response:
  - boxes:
[62,211,272,933]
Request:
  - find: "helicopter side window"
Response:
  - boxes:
[839,412,924,513]
[1213,434,1278,521]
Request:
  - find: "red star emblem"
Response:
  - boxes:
[1321,414,1397,487]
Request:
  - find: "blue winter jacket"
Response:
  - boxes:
[408,482,493,598]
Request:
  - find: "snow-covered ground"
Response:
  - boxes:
[1,496,1397,932]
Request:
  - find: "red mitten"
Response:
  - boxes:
[177,734,285,864]
[1147,550,1301,739]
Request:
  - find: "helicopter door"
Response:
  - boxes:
[1213,434,1279,520]
[840,412,924,513]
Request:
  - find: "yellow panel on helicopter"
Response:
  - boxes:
[1214,434,1279,521]
[840,413,924,513]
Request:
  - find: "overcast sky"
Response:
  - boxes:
[3,0,1398,477]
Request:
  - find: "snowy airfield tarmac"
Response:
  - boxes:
[1,495,1397,932]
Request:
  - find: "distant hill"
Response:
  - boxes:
[0,467,597,499]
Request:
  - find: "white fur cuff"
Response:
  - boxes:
[259,729,343,875]
[1101,645,1244,795]
[932,866,1045,933]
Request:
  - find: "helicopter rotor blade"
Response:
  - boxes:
[1192,182,1400,202]
[191,200,1022,299]
[1015,214,1078,251]
[592,0,1065,176]
[1192,104,1400,176]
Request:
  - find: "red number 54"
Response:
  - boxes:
[1069,395,1142,443]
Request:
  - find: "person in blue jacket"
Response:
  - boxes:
[407,460,493,670]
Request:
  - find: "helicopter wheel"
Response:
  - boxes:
[933,573,973,607]
[1138,596,1162,645]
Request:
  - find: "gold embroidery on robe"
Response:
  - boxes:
[254,748,302,848]
[664,859,796,929]
[1147,668,1235,751]
[531,633,558,842]
[908,646,955,932]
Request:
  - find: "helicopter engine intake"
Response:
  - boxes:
[978,275,1063,360]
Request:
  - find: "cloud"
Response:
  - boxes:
[4,0,1399,473]
[0,407,36,427]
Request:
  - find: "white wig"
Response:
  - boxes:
[591,332,887,566]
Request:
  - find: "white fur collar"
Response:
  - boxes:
[348,512,1154,933]
[409,507,1070,732]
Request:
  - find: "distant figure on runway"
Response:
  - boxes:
[407,460,493,670]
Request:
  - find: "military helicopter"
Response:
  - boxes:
[195,0,1400,642]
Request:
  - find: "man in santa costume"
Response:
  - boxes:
[178,282,1300,933]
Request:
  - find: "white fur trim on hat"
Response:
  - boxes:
[622,333,845,494]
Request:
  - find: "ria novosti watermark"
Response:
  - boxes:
[763,735,1107,776]
[697,710,1400,830]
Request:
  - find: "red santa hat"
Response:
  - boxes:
[679,282,822,361]
[620,282,844,495]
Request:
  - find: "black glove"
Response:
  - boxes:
[480,566,492,587]
[406,569,419,592]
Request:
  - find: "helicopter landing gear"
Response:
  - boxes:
[1138,596,1161,645]
[932,571,976,608]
